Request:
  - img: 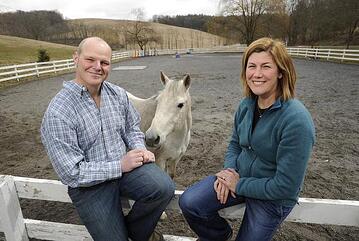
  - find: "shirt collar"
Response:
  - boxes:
[63,80,87,96]
[63,80,104,97]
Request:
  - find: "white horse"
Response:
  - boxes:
[127,71,192,179]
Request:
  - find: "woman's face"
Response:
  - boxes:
[246,51,282,106]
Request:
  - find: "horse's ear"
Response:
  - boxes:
[160,71,169,86]
[183,74,191,90]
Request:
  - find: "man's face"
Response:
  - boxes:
[73,39,112,89]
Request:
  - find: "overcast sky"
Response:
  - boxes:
[0,0,222,20]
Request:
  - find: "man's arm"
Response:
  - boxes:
[41,114,121,187]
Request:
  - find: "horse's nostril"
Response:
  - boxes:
[154,136,160,145]
[145,134,160,147]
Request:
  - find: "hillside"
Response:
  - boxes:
[0,19,226,65]
[0,35,76,65]
[61,18,226,50]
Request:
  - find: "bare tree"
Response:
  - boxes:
[220,0,267,45]
[126,8,160,50]
[333,0,358,49]
[259,0,289,41]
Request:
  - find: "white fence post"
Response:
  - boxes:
[342,50,346,62]
[53,62,57,73]
[35,63,39,77]
[14,66,19,81]
[0,175,29,241]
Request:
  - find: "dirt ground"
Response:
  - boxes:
[0,53,358,240]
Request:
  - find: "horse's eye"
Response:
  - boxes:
[177,103,184,108]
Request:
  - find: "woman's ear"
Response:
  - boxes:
[278,72,283,79]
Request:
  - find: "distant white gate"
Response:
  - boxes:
[0,175,358,241]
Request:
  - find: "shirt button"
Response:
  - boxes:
[248,146,252,150]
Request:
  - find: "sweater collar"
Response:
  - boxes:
[250,97,283,111]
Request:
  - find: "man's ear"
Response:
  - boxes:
[73,51,79,67]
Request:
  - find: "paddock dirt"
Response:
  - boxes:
[0,53,358,240]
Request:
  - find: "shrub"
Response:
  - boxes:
[37,49,50,62]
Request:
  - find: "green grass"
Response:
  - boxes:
[0,35,76,65]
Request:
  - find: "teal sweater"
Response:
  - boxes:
[224,97,315,206]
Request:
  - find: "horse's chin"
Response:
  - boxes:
[145,144,162,153]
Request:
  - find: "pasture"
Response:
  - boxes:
[0,35,76,65]
[0,53,358,240]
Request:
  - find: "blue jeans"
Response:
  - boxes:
[179,176,293,241]
[68,163,175,241]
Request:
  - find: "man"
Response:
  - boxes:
[41,37,174,241]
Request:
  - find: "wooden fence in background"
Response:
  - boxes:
[0,46,358,83]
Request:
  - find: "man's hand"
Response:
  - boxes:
[141,149,155,163]
[121,149,155,173]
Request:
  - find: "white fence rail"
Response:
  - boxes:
[0,46,358,84]
[0,51,131,83]
[0,175,358,241]
[287,48,359,62]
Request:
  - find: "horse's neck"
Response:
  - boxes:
[127,92,157,132]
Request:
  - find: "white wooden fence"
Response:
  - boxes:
[0,175,358,241]
[1,46,358,84]
[287,48,359,62]
[0,51,131,83]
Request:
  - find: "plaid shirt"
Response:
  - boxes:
[41,80,145,187]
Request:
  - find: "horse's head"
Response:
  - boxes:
[145,71,191,149]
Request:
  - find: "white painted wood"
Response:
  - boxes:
[1,47,358,82]
[0,51,131,83]
[287,198,359,226]
[25,219,92,241]
[1,176,359,241]
[25,219,196,241]
[0,176,29,241]
[220,198,359,227]
[163,235,197,241]
[13,176,72,203]
[10,176,359,227]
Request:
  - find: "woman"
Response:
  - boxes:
[179,37,315,241]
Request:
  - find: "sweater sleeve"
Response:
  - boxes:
[235,110,315,203]
[224,106,242,169]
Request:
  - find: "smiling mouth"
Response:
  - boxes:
[88,72,103,77]
[252,80,266,85]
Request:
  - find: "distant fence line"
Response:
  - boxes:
[0,46,358,83]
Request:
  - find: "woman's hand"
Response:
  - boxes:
[214,178,231,204]
[215,168,239,200]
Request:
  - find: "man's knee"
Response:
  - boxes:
[157,176,175,200]
[179,189,196,213]
[148,171,175,202]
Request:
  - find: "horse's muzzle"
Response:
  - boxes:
[145,132,161,147]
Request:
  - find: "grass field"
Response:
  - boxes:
[0,35,76,65]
